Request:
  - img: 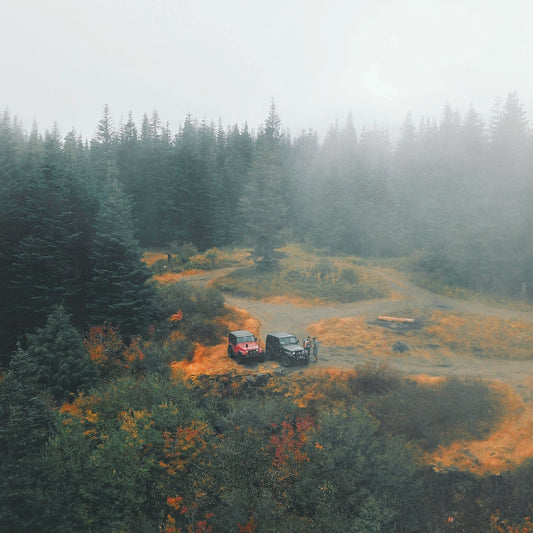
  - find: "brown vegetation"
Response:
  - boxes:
[428,382,533,475]
[153,250,533,477]
[171,305,261,378]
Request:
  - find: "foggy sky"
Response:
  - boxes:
[2,0,532,140]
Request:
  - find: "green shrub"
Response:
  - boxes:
[310,259,338,280]
[213,262,388,303]
[153,282,225,346]
[340,268,359,283]
[183,315,223,346]
[170,242,199,263]
[367,377,502,450]
[194,287,225,319]
[348,362,401,395]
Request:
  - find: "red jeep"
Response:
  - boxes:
[228,330,265,364]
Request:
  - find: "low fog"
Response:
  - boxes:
[3,3,533,529]
[3,0,533,139]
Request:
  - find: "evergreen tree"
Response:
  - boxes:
[291,127,319,240]
[25,305,97,402]
[63,127,90,187]
[306,114,369,254]
[240,101,291,246]
[0,112,27,359]
[221,122,254,242]
[2,127,95,357]
[490,92,529,189]
[0,345,55,531]
[197,118,225,247]
[173,115,223,248]
[87,179,154,335]
[460,105,487,175]
[89,104,118,187]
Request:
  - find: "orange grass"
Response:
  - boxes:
[142,252,168,266]
[153,270,204,284]
[171,305,262,378]
[171,343,237,378]
[425,311,533,359]
[428,382,533,474]
[309,311,533,360]
[409,374,447,386]
[308,316,400,356]
[263,295,318,307]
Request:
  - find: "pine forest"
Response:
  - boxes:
[1,96,533,532]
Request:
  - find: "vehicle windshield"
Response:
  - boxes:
[280,336,297,345]
[236,335,255,343]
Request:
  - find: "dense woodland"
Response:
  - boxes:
[1,95,532,354]
[1,96,533,531]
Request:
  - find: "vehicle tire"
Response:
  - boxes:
[265,347,273,361]
[281,353,291,367]
[237,352,244,365]
[228,346,234,358]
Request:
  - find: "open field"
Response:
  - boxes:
[148,248,533,475]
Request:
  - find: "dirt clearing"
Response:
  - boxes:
[167,264,533,474]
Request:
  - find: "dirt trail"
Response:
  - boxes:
[179,266,533,473]
[172,265,533,389]
[220,268,533,387]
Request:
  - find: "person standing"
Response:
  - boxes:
[304,336,311,356]
[312,337,319,362]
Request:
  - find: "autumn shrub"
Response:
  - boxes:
[490,459,533,531]
[151,245,234,274]
[4,363,519,533]
[188,247,233,270]
[310,258,338,279]
[409,252,480,299]
[85,324,146,379]
[194,285,226,319]
[143,343,181,376]
[54,374,208,532]
[291,406,423,533]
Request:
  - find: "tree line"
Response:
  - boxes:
[1,93,532,356]
[2,96,533,531]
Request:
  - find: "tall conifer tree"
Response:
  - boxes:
[87,179,154,335]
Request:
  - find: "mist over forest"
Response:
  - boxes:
[1,93,533,532]
[2,92,531,348]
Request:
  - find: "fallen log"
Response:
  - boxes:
[377,316,415,323]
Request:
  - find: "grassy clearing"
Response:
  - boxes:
[423,310,533,359]
[309,310,533,360]
[211,244,389,303]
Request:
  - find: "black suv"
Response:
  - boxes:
[265,333,308,367]
[228,330,265,364]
